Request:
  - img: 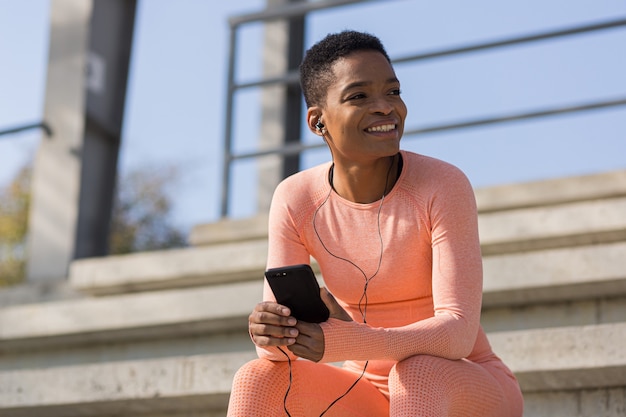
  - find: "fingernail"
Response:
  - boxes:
[289,329,298,336]
[287,338,296,344]
[287,318,297,325]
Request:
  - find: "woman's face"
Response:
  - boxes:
[317,50,407,164]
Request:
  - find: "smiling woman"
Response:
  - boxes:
[227,30,524,417]
[309,50,406,203]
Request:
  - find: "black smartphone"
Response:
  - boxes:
[265,264,330,323]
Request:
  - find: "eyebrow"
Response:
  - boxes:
[341,77,400,93]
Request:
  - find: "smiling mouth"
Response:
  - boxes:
[366,124,396,133]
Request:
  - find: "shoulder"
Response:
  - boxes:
[400,150,473,191]
[272,162,332,209]
[396,152,478,228]
[269,162,332,238]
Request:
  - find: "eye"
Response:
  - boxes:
[347,93,366,100]
[389,88,402,96]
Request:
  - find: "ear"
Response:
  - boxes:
[307,107,323,135]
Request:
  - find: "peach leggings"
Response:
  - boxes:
[227,354,521,417]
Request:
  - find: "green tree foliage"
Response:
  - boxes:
[0,162,187,286]
[109,166,187,254]
[0,163,31,286]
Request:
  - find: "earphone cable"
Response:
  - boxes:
[279,155,396,416]
[278,346,293,417]
[278,155,394,417]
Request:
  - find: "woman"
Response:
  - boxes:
[227,30,524,417]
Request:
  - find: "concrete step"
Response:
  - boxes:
[1,323,624,417]
[4,242,625,352]
[0,281,260,353]
[473,169,626,212]
[188,213,269,246]
[479,196,626,255]
[68,170,626,296]
[482,241,626,307]
[522,387,626,417]
[489,322,626,393]
[0,351,257,417]
[69,207,626,302]
[190,169,626,246]
[481,294,626,333]
[69,240,268,296]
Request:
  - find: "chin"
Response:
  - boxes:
[385,138,401,153]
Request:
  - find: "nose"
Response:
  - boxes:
[370,95,394,115]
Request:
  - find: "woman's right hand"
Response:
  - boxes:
[248,301,299,347]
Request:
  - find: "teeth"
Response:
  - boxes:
[367,124,395,132]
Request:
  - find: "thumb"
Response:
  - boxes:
[320,287,352,322]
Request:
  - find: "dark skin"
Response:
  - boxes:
[248,288,351,362]
[249,50,406,362]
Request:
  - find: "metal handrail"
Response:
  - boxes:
[229,97,626,161]
[0,122,53,139]
[220,1,626,216]
[230,17,626,92]
[229,0,376,27]
[402,97,626,137]
[393,17,626,64]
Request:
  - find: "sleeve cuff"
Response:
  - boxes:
[320,318,385,363]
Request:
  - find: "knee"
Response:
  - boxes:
[389,355,453,393]
[391,354,445,377]
[232,358,289,390]
[388,355,455,413]
[228,359,293,415]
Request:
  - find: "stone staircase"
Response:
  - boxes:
[1,169,625,417]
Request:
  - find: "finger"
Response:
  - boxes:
[249,301,299,348]
[248,323,300,337]
[256,301,293,318]
[295,331,323,352]
[288,323,324,361]
[253,333,297,348]
[249,310,297,327]
[250,303,297,327]
[250,322,299,339]
[249,322,299,348]
[294,321,322,337]
[287,336,323,362]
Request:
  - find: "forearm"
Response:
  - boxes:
[319,313,478,363]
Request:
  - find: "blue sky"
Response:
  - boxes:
[1,0,625,233]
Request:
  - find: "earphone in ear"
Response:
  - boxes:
[315,119,325,131]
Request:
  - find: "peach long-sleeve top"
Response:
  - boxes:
[257,150,515,391]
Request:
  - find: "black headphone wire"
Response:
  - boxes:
[279,155,396,416]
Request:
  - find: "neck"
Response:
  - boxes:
[330,153,399,203]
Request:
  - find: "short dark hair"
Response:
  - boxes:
[299,30,391,108]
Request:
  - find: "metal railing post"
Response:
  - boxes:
[220,25,238,217]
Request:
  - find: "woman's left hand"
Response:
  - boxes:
[287,287,352,362]
[287,321,324,362]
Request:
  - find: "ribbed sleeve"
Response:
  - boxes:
[320,313,475,364]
